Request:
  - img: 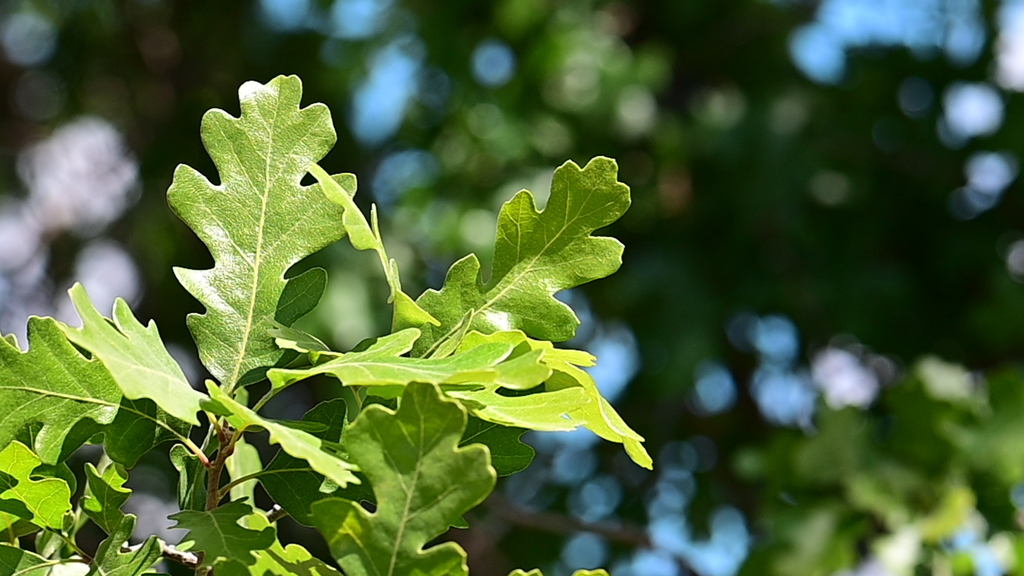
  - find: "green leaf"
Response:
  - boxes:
[309,382,496,576]
[455,330,651,468]
[0,317,120,464]
[413,157,630,355]
[170,444,207,512]
[246,513,341,576]
[0,543,84,576]
[87,515,161,576]
[60,283,204,426]
[167,74,347,389]
[268,329,522,394]
[227,437,262,506]
[169,501,276,575]
[103,398,193,468]
[308,163,439,331]
[205,383,360,488]
[82,463,130,534]
[0,442,71,530]
[261,399,373,526]
[460,419,534,477]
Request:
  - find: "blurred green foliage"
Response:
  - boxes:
[6,0,1024,574]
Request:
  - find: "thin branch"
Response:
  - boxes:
[122,540,201,569]
[486,493,652,548]
[266,504,289,523]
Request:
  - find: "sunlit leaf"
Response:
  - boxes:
[0,317,120,465]
[268,328,521,394]
[0,442,71,530]
[60,283,204,425]
[167,74,348,389]
[414,157,629,355]
[206,383,360,488]
[261,399,372,527]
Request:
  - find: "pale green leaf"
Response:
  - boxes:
[308,163,439,331]
[456,330,651,468]
[268,328,519,394]
[309,383,495,576]
[261,399,372,527]
[86,515,161,576]
[167,75,347,389]
[169,501,275,575]
[414,157,629,355]
[205,383,360,488]
[82,463,130,534]
[0,442,71,530]
[246,513,341,576]
[0,317,120,465]
[60,283,203,426]
[226,436,262,506]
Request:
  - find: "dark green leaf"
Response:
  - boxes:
[310,383,495,576]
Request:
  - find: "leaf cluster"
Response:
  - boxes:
[0,75,645,575]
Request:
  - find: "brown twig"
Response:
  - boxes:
[485,493,652,548]
[121,540,201,569]
[205,423,236,511]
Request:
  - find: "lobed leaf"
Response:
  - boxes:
[82,463,131,534]
[0,442,71,530]
[168,501,275,575]
[61,283,204,426]
[168,74,347,389]
[413,157,630,355]
[86,515,161,576]
[246,513,342,576]
[310,382,495,576]
[206,383,360,488]
[509,565,610,569]
[0,317,120,465]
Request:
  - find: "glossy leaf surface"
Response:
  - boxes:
[167,75,346,388]
[414,157,629,354]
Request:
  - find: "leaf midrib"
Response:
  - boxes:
[228,92,282,389]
